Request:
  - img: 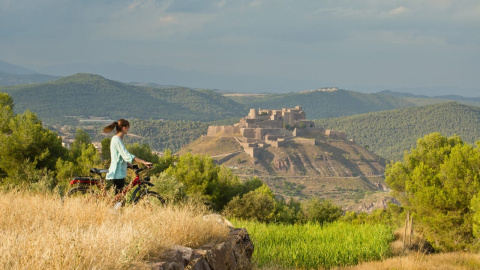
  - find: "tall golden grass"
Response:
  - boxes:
[340,252,480,270]
[0,191,230,269]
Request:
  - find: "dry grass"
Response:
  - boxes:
[256,253,480,270]
[337,228,480,270]
[0,191,230,269]
[340,252,480,270]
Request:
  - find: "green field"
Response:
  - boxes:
[233,220,395,269]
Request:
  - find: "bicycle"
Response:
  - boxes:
[66,165,165,207]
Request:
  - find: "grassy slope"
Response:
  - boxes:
[314,102,480,161]
[1,191,229,269]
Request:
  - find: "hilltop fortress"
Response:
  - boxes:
[207,106,346,160]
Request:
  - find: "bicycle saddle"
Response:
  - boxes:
[90,168,108,174]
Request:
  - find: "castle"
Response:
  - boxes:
[207,106,346,160]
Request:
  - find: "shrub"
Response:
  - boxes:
[223,185,276,222]
[301,198,343,224]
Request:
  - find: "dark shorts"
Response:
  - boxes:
[107,178,125,194]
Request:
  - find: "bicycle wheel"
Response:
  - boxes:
[66,186,94,197]
[135,191,165,207]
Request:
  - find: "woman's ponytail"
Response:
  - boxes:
[103,122,117,133]
[103,119,130,133]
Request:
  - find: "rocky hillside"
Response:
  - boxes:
[179,131,390,210]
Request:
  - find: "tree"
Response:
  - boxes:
[164,153,260,211]
[70,129,92,160]
[100,137,111,161]
[0,93,14,133]
[56,129,101,182]
[223,185,276,222]
[386,132,480,251]
[301,198,343,224]
[0,110,66,178]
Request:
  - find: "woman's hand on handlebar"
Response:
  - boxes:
[144,162,153,169]
[133,157,153,169]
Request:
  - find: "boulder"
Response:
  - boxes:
[151,228,253,270]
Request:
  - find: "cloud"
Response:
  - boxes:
[387,6,408,16]
[158,15,175,24]
[350,30,446,46]
[0,0,479,92]
[452,3,480,20]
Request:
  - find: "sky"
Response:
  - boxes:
[0,0,479,95]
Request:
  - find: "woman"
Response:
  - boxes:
[103,119,152,194]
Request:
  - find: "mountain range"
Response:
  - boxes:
[0,73,246,123]
[1,59,478,96]
[3,72,480,126]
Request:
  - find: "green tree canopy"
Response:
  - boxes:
[386,132,480,251]
[56,129,101,182]
[0,92,14,133]
[223,185,277,223]
[301,198,343,224]
[0,110,66,178]
[164,153,261,211]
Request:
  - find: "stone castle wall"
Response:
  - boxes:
[325,129,346,138]
[207,126,240,136]
[207,107,347,162]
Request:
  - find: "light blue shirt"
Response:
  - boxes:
[106,135,135,180]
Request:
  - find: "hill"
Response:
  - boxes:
[0,72,60,86]
[0,60,36,75]
[379,90,480,107]
[0,73,247,123]
[178,129,389,211]
[226,89,416,119]
[314,102,480,161]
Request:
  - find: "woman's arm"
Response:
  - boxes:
[133,157,153,168]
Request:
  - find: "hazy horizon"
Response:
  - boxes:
[1,0,479,96]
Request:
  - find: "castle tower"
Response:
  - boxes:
[248,108,257,119]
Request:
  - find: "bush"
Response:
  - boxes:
[301,198,343,224]
[165,153,263,211]
[223,185,276,222]
[150,172,186,204]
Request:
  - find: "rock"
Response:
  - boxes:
[149,228,254,270]
[203,214,234,229]
[185,257,212,270]
[204,242,237,270]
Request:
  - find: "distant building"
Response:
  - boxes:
[207,106,347,160]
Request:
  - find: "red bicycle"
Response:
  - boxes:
[66,165,165,207]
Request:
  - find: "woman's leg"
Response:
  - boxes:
[112,178,125,194]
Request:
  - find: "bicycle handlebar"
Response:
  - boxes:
[130,164,149,175]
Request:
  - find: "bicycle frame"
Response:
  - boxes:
[67,165,158,206]
[112,165,152,204]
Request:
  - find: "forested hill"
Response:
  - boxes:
[0,73,247,123]
[314,102,480,161]
[227,89,416,119]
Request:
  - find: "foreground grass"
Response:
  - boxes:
[341,252,480,270]
[0,191,230,270]
[234,219,395,269]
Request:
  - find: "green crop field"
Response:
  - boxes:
[233,220,395,269]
